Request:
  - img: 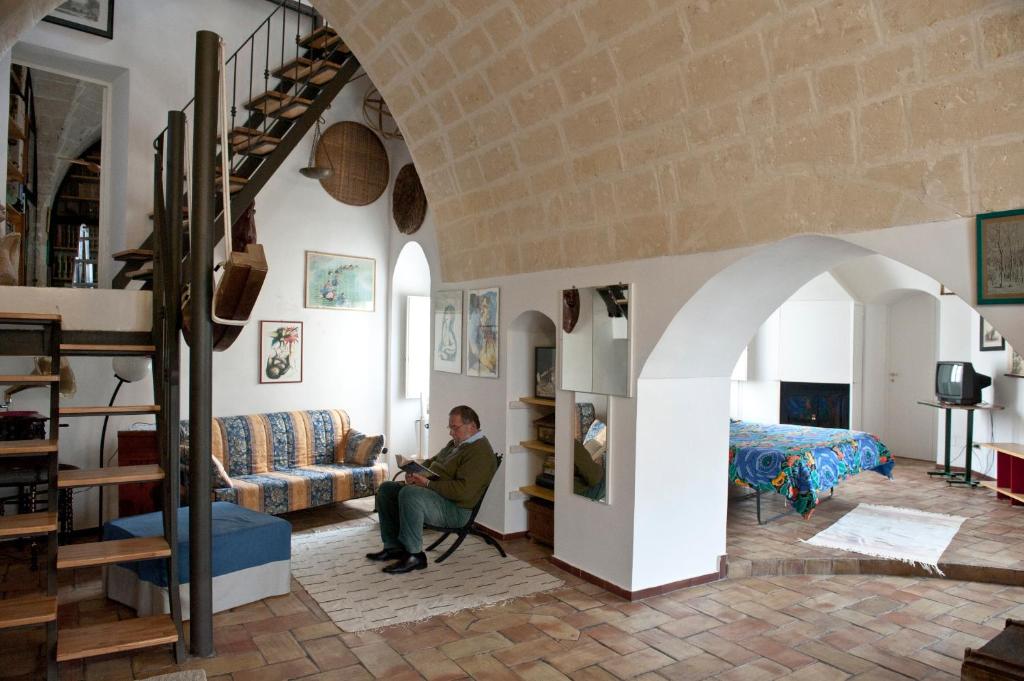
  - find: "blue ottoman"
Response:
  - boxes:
[104,502,291,619]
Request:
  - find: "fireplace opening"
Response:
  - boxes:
[779,381,850,429]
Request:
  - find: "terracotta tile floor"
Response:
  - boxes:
[1,460,1023,680]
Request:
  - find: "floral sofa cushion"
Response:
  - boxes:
[181,409,387,515]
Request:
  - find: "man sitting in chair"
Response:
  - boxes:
[367,405,497,574]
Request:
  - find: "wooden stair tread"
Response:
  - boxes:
[245,91,312,119]
[299,25,341,50]
[8,116,25,141]
[0,374,59,385]
[307,60,342,86]
[0,439,58,457]
[112,248,154,262]
[127,262,154,279]
[0,312,61,322]
[60,343,156,355]
[215,174,248,193]
[58,537,170,569]
[0,594,57,629]
[234,135,281,156]
[0,512,57,538]
[273,56,314,80]
[57,614,178,662]
[59,464,164,488]
[60,405,160,416]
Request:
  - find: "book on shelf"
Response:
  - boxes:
[396,455,440,481]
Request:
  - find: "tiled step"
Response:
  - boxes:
[127,262,154,280]
[60,405,160,417]
[0,512,57,538]
[0,594,57,629]
[0,374,58,385]
[57,537,170,570]
[60,343,156,356]
[0,439,58,458]
[112,248,153,262]
[245,91,312,119]
[58,464,164,489]
[298,25,347,51]
[230,127,281,156]
[57,615,178,662]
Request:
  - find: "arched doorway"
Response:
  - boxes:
[388,241,430,467]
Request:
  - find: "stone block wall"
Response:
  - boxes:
[320,0,1023,281]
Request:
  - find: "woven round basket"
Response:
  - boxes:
[315,121,389,206]
[392,164,427,235]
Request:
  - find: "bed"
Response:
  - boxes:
[729,420,894,520]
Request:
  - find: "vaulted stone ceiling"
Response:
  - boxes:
[316,0,1024,281]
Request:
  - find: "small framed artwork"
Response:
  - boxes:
[977,208,1024,305]
[535,347,555,399]
[1009,349,1024,376]
[979,317,1006,352]
[304,251,375,311]
[433,290,462,374]
[43,0,115,39]
[260,321,302,383]
[466,287,499,378]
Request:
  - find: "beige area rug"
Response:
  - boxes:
[291,524,564,632]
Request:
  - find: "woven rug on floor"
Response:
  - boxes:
[139,671,207,681]
[291,523,564,632]
[801,502,967,574]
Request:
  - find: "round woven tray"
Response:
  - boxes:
[315,121,389,206]
[392,164,427,234]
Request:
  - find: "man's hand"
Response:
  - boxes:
[406,473,430,487]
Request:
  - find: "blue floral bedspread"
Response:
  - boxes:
[729,420,895,517]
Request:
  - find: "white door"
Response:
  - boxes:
[885,292,938,460]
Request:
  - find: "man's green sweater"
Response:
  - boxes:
[423,436,497,509]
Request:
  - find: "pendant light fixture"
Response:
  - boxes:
[299,115,333,179]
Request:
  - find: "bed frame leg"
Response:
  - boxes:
[756,489,764,525]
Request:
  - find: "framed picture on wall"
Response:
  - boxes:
[1009,349,1024,376]
[977,208,1024,305]
[433,290,462,374]
[304,251,375,311]
[43,0,115,39]
[260,321,302,383]
[979,317,1006,352]
[466,287,499,378]
[535,347,555,399]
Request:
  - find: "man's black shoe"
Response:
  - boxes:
[366,547,407,562]
[382,552,427,574]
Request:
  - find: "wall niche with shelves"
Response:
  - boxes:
[48,140,100,286]
[506,310,557,546]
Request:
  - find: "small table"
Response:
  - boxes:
[917,400,1004,487]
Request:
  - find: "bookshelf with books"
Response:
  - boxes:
[48,143,100,286]
[6,63,33,284]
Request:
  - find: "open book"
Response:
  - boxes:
[396,455,440,481]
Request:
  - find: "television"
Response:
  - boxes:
[935,361,991,405]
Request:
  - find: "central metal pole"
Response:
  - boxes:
[189,29,218,658]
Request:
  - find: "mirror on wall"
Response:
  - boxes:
[560,284,631,396]
[572,394,608,503]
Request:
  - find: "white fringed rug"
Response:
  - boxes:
[291,524,564,632]
[801,503,966,574]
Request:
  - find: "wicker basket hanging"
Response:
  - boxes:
[315,121,389,206]
[392,163,427,235]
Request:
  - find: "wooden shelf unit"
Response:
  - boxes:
[48,140,101,286]
[977,442,1024,506]
[519,396,555,408]
[520,439,555,454]
[520,484,554,503]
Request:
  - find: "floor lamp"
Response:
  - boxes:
[97,356,152,526]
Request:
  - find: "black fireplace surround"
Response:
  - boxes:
[779,381,850,429]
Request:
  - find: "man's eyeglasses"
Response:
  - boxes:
[448,421,466,432]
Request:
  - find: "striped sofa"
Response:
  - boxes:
[180,409,387,515]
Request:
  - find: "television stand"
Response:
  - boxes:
[917,400,1004,487]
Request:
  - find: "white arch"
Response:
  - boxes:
[631,223,1024,592]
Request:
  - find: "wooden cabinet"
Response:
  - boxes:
[524,496,554,546]
[117,430,160,517]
